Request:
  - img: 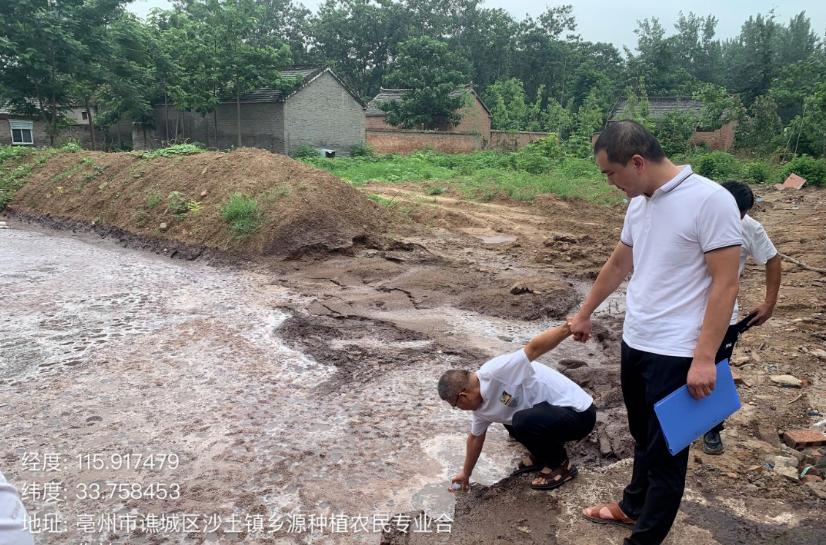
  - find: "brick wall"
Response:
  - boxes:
[691,121,736,152]
[152,103,285,152]
[366,95,491,139]
[366,129,482,154]
[453,97,491,136]
[1,117,134,150]
[488,130,550,151]
[284,71,365,155]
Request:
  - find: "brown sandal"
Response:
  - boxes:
[530,460,578,490]
[582,502,636,528]
[511,454,542,476]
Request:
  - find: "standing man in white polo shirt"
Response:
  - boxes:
[568,121,741,545]
[702,180,781,455]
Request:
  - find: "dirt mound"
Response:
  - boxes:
[7,148,386,257]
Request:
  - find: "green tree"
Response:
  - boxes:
[785,82,826,157]
[0,0,128,146]
[311,0,409,98]
[380,37,470,129]
[722,13,780,105]
[692,82,743,130]
[737,94,783,154]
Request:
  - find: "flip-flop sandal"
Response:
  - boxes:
[530,463,578,490]
[582,502,636,529]
[511,454,542,476]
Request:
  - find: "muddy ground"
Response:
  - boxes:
[2,178,825,545]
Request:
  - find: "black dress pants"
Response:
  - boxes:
[504,402,596,468]
[618,341,693,545]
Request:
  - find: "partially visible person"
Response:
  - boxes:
[0,471,33,545]
[569,121,741,545]
[703,180,781,455]
[438,322,595,492]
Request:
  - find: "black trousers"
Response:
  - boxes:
[708,324,741,434]
[618,342,693,545]
[504,402,596,468]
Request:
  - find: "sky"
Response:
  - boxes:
[127,0,826,53]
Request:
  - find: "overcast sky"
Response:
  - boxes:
[128,0,825,52]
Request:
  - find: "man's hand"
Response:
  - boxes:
[567,313,592,343]
[748,301,775,326]
[686,357,716,399]
[450,472,469,492]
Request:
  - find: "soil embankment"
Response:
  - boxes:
[7,148,385,258]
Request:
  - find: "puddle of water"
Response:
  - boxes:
[458,227,518,245]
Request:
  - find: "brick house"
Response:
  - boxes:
[144,67,366,155]
[608,97,736,151]
[0,103,132,149]
[366,86,491,136]
[363,85,492,153]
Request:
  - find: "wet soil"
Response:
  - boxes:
[2,178,825,545]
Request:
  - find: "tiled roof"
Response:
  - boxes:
[366,86,490,117]
[610,97,703,120]
[220,67,325,104]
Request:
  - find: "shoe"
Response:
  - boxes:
[702,430,724,455]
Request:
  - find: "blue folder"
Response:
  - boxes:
[654,359,741,456]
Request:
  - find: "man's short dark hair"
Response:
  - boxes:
[721,180,754,212]
[593,120,666,165]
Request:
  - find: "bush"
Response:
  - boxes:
[166,191,189,216]
[651,111,696,156]
[221,193,263,234]
[694,151,741,180]
[782,155,826,187]
[292,145,318,159]
[350,142,374,157]
[60,141,83,153]
[514,149,551,174]
[140,144,204,159]
[0,145,33,165]
[529,134,565,160]
[743,161,772,184]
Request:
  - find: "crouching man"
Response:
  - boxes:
[438,322,595,492]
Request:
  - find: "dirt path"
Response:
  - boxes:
[2,182,824,545]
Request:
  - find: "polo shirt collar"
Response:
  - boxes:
[653,165,693,197]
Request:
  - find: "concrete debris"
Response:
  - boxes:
[783,429,826,449]
[769,374,802,388]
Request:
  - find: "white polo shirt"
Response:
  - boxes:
[470,349,593,436]
[620,166,741,357]
[730,214,778,323]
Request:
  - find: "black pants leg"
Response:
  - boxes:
[506,402,596,468]
[710,324,741,433]
[618,342,693,545]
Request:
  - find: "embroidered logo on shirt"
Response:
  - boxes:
[499,391,514,406]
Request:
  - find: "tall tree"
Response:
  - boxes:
[0,0,127,146]
[311,0,409,98]
[380,36,470,129]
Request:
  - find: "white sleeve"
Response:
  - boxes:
[492,349,534,385]
[620,203,634,247]
[697,190,742,252]
[746,221,778,265]
[470,414,491,437]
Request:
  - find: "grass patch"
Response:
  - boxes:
[220,193,263,235]
[145,192,162,209]
[0,147,59,209]
[302,149,620,204]
[367,194,397,207]
[139,144,204,159]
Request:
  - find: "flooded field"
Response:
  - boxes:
[2,224,593,544]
